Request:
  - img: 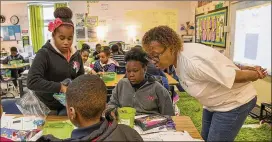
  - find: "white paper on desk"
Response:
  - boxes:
[6,117,37,130]
[29,130,43,141]
[22,117,38,130]
[1,113,16,128]
[9,117,23,130]
[142,131,196,141]
[134,125,170,135]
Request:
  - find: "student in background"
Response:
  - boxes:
[93,47,119,75]
[111,44,121,55]
[111,44,125,64]
[80,44,96,75]
[116,42,125,54]
[107,48,174,116]
[93,43,102,60]
[27,7,84,115]
[37,75,143,141]
[3,47,25,87]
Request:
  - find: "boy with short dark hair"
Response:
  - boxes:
[93,43,101,60]
[3,47,25,87]
[38,75,143,141]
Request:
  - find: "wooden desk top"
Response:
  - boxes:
[105,74,178,87]
[172,116,202,139]
[1,63,30,69]
[5,115,201,139]
[165,73,179,85]
[105,74,125,87]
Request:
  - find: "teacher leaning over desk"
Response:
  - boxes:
[142,26,268,141]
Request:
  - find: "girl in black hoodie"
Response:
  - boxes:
[27,7,84,115]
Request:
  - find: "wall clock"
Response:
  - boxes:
[0,15,6,23]
[10,15,19,25]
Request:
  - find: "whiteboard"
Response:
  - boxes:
[233,3,271,74]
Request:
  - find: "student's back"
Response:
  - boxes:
[37,75,142,142]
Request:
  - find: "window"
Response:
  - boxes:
[28,4,54,44]
[43,6,55,42]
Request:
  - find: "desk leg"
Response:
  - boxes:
[18,79,23,98]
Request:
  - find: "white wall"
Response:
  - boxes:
[1,3,29,52]
[69,1,192,44]
[1,1,193,51]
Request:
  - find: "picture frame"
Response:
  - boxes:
[195,7,228,47]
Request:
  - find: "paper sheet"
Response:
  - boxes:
[141,131,203,141]
[134,125,169,135]
[1,115,37,130]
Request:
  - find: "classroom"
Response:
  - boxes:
[0,1,271,141]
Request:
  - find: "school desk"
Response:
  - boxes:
[104,74,125,87]
[0,63,30,69]
[165,73,179,85]
[105,74,178,88]
[5,114,202,140]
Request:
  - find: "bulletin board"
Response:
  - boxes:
[1,25,21,41]
[195,8,228,47]
[125,9,178,32]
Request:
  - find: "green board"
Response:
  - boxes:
[195,8,227,47]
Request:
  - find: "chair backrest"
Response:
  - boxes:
[116,66,126,74]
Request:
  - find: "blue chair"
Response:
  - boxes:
[1,98,22,114]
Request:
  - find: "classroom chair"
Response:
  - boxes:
[0,74,16,98]
[116,66,126,74]
[1,98,22,114]
[259,103,272,124]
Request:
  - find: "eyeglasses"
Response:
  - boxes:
[148,47,167,63]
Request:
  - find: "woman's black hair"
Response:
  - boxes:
[111,44,119,53]
[53,7,73,33]
[100,46,111,56]
[81,43,90,53]
[125,48,149,67]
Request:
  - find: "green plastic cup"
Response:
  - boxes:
[117,107,136,128]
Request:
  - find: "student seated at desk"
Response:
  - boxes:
[80,44,96,75]
[2,47,25,87]
[111,44,125,64]
[93,43,102,60]
[107,48,174,116]
[133,45,170,90]
[116,42,126,55]
[93,47,119,75]
[38,75,143,142]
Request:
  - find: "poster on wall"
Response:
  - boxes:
[85,16,98,27]
[75,13,85,27]
[76,27,86,39]
[88,27,97,42]
[1,25,21,41]
[22,36,30,47]
[195,8,227,47]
